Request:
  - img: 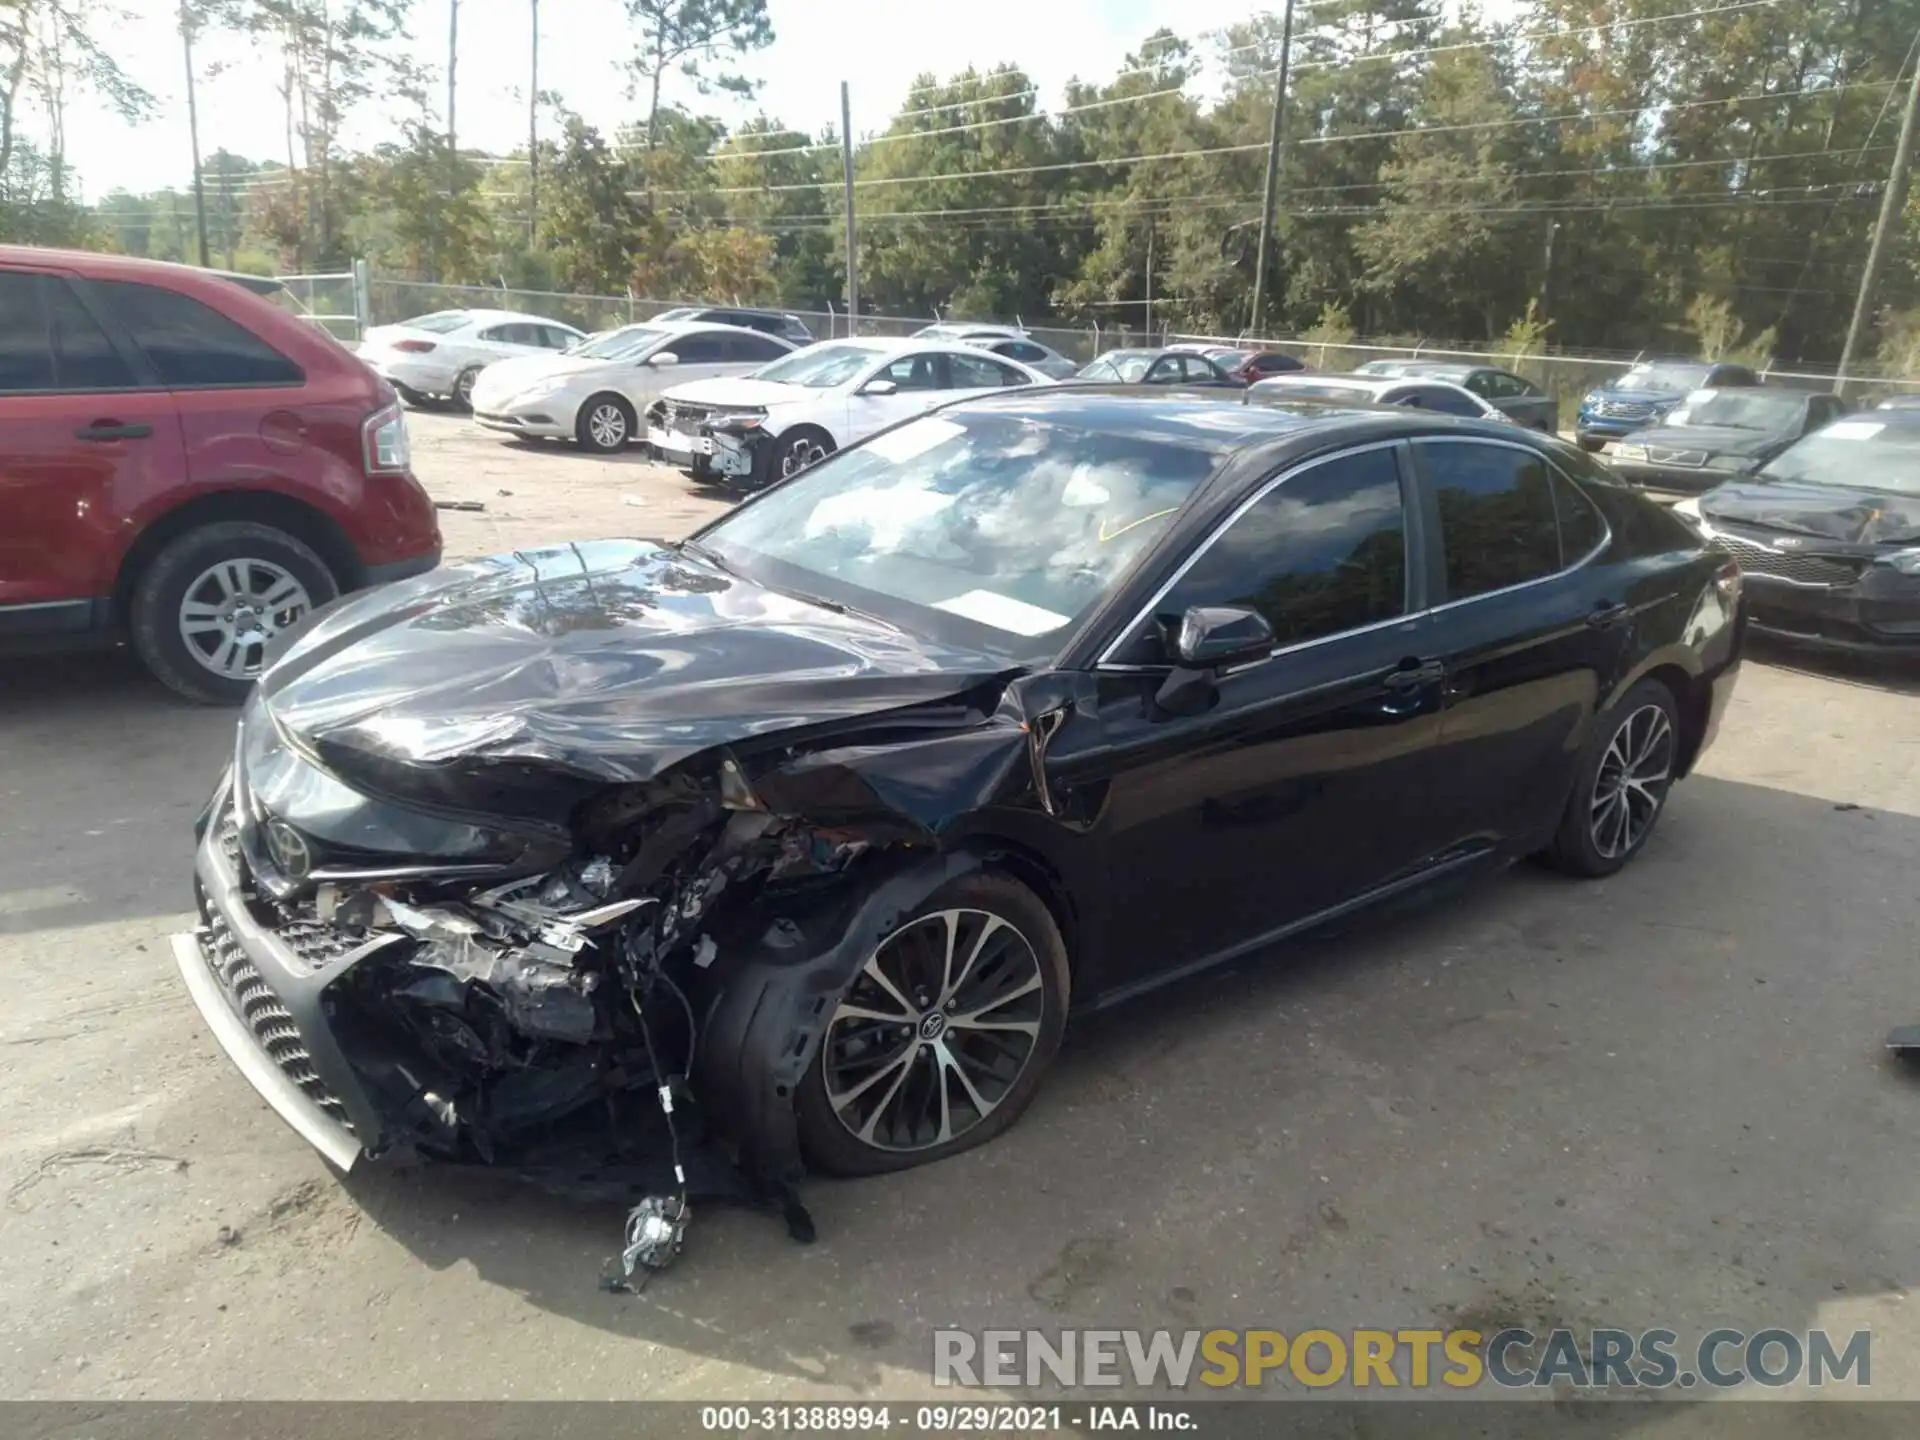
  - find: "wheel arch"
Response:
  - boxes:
[1606,650,1709,779]
[112,490,365,626]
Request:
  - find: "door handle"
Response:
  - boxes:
[1382,659,1444,692]
[74,422,153,441]
[1586,600,1630,630]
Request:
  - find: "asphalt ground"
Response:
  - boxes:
[1,410,1916,1412]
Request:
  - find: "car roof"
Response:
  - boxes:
[650,319,796,340]
[946,383,1516,455]
[1366,358,1481,379]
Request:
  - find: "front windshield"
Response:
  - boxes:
[1093,352,1152,382]
[698,411,1221,656]
[1759,420,1920,496]
[753,343,882,387]
[574,326,665,360]
[1668,390,1802,430]
[1616,363,1710,394]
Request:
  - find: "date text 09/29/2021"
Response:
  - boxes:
[699,1406,1182,1431]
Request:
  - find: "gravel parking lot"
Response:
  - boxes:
[3,410,1918,1404]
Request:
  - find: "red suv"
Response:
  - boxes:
[0,246,441,702]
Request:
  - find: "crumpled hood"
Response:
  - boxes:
[1625,424,1784,458]
[259,539,1018,788]
[1700,478,1920,545]
[664,376,809,409]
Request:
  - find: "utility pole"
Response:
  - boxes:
[841,81,858,337]
[447,0,460,183]
[180,3,210,267]
[1249,0,1296,338]
[1540,220,1561,323]
[528,0,539,243]
[1144,218,1154,342]
[1837,38,1920,394]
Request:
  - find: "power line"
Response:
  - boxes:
[686,0,1789,166]
[644,78,1895,199]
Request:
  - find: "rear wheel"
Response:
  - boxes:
[1541,679,1681,877]
[796,871,1069,1176]
[129,521,339,705]
[576,393,635,453]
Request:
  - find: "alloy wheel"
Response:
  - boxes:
[1590,703,1675,859]
[781,436,827,477]
[177,559,314,680]
[587,402,628,449]
[453,369,478,408]
[822,908,1046,1153]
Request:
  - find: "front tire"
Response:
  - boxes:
[576,393,635,453]
[796,871,1069,1177]
[128,521,338,705]
[1541,679,1681,878]
[756,425,835,487]
[451,367,480,412]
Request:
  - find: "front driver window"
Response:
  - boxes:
[1122,447,1409,661]
[877,354,945,390]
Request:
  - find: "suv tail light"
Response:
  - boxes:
[392,338,437,353]
[362,402,411,476]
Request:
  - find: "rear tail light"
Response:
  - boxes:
[392,339,437,353]
[362,402,411,476]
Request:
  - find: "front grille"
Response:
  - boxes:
[1715,532,1862,588]
[1596,398,1656,419]
[195,895,354,1134]
[1647,447,1706,466]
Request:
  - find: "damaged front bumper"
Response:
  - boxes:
[173,775,380,1169]
[172,764,987,1194]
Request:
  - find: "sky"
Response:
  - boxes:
[61,0,1225,199]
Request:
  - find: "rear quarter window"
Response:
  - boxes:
[97,280,303,387]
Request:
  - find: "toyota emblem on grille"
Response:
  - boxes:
[264,819,312,879]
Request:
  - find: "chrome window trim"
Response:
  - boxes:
[1094,438,1413,669]
[1412,434,1612,615]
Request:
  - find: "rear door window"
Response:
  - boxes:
[96,280,301,388]
[667,331,730,364]
[1418,440,1564,601]
[0,273,54,392]
[1419,386,1484,417]
[726,332,791,363]
[949,351,1028,388]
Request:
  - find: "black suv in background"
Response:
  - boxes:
[650,306,814,345]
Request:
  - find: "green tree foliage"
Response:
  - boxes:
[30,0,1920,366]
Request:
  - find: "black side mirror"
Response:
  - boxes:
[1154,606,1274,717]
[1174,605,1274,668]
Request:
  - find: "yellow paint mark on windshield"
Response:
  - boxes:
[1099,507,1179,543]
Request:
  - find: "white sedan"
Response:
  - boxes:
[358,309,587,410]
[1247,372,1513,422]
[468,321,797,452]
[653,338,1055,484]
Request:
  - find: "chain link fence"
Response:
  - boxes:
[343,269,1920,402]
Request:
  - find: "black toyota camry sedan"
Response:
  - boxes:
[174,389,1743,1221]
